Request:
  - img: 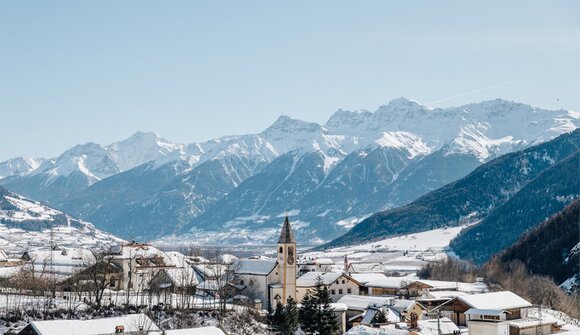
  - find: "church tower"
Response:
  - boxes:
[277,215,296,305]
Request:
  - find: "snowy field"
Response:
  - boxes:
[303,225,471,259]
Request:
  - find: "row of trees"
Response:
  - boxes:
[269,278,340,335]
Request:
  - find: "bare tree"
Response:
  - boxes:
[80,250,117,308]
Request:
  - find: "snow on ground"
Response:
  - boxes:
[298,225,471,275]
[0,189,123,256]
[345,325,407,334]
[304,225,471,259]
[0,224,122,256]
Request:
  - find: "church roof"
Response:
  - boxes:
[278,216,295,243]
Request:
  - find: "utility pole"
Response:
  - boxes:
[437,308,442,335]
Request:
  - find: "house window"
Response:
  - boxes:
[279,247,283,253]
[331,289,335,295]
[339,289,343,294]
[342,280,345,284]
[347,288,352,294]
[336,280,339,284]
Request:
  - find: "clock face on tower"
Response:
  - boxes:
[287,246,294,265]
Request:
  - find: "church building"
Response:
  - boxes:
[232,216,297,310]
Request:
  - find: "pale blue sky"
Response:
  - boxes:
[1,0,579,160]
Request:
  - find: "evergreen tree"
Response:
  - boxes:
[283,297,300,335]
[374,308,388,324]
[299,291,317,335]
[315,282,340,335]
[271,301,285,332]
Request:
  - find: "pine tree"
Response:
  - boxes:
[271,301,285,332]
[299,291,317,335]
[315,282,340,335]
[283,297,299,335]
[374,308,388,324]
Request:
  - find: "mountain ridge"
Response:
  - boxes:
[1,98,578,244]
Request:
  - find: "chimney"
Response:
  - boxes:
[344,254,349,272]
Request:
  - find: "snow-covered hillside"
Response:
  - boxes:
[1,98,577,244]
[0,186,122,255]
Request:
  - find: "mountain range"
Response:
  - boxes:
[1,98,578,244]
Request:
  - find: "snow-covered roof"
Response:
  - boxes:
[348,262,386,273]
[112,243,174,267]
[407,279,488,293]
[365,276,411,289]
[194,264,228,278]
[509,317,558,328]
[27,313,160,335]
[465,308,506,316]
[162,267,200,287]
[389,299,419,313]
[330,302,348,312]
[315,258,335,265]
[456,291,531,310]
[345,325,408,335]
[216,254,238,264]
[164,326,227,335]
[233,259,277,275]
[417,290,467,301]
[348,273,388,285]
[417,317,459,335]
[360,304,400,324]
[336,295,393,311]
[296,271,343,286]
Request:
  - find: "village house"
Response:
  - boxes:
[229,216,297,310]
[21,247,93,278]
[296,271,362,302]
[106,242,178,292]
[403,278,488,296]
[297,257,334,275]
[438,291,532,326]
[149,266,201,295]
[17,313,160,335]
[17,313,229,335]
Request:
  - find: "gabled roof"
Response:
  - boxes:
[406,279,488,293]
[336,295,393,311]
[297,271,343,286]
[418,317,459,334]
[360,304,400,324]
[348,262,386,273]
[27,313,160,335]
[455,291,531,310]
[234,259,277,276]
[278,216,295,243]
[162,267,200,287]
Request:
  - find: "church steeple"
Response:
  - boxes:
[275,215,296,307]
[278,215,295,243]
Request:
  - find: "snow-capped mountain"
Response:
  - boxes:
[0,157,45,179]
[0,131,185,205]
[0,186,122,254]
[1,98,578,245]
